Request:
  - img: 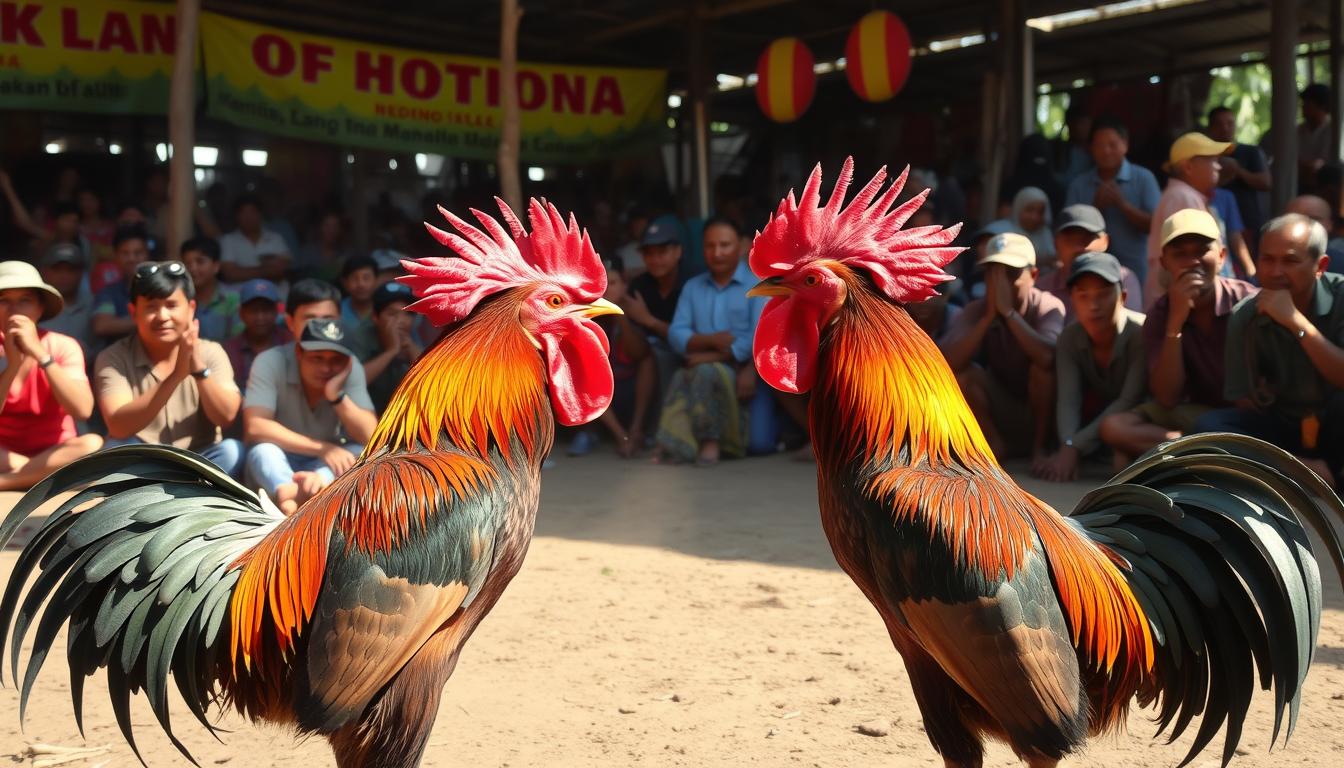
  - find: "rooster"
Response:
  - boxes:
[0,198,621,768]
[747,158,1344,767]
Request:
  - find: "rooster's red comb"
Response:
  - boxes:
[749,157,963,303]
[402,197,605,325]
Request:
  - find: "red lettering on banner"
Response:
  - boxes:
[517,70,544,110]
[552,73,584,113]
[253,33,294,77]
[400,57,440,100]
[444,62,480,103]
[141,13,175,54]
[98,11,136,52]
[591,76,624,115]
[1,3,42,46]
[60,8,93,49]
[485,67,499,107]
[301,43,333,83]
[355,51,394,94]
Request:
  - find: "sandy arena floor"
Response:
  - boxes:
[3,449,1344,767]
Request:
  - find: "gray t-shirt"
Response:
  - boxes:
[244,345,374,443]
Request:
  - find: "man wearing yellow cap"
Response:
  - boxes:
[940,232,1065,463]
[1100,209,1257,469]
[1145,132,1234,304]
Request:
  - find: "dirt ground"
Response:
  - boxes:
[3,449,1344,767]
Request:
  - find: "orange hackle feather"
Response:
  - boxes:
[767,158,1159,731]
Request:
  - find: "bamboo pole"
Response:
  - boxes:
[167,0,201,254]
[498,0,524,214]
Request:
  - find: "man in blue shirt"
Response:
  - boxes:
[654,218,770,465]
[1065,116,1161,288]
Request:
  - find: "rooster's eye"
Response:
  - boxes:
[547,294,566,308]
[803,274,820,287]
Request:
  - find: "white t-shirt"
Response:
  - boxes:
[220,228,291,296]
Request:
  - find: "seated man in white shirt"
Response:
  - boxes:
[242,316,377,515]
[219,194,290,292]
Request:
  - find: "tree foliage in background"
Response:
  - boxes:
[1035,44,1332,144]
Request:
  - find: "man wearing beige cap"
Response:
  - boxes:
[1145,132,1234,303]
[0,261,102,491]
[940,232,1065,462]
[1100,209,1256,469]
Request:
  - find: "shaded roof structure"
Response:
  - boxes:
[203,0,1338,97]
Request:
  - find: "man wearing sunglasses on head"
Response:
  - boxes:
[93,260,244,477]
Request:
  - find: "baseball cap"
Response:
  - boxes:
[1159,209,1221,247]
[298,318,353,356]
[1055,204,1106,235]
[639,215,684,248]
[40,242,86,268]
[1066,252,1123,287]
[1164,132,1233,171]
[978,232,1036,269]
[372,281,415,314]
[239,279,281,306]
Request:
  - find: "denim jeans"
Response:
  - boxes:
[245,441,364,496]
[102,436,245,479]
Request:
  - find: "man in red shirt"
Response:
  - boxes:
[0,261,102,490]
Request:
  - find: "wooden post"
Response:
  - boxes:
[167,0,201,254]
[1270,0,1299,213]
[1331,0,1343,170]
[498,0,524,214]
[688,3,711,219]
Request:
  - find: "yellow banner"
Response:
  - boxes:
[0,0,177,113]
[200,12,667,162]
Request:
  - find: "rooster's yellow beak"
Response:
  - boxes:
[579,297,623,318]
[747,277,791,298]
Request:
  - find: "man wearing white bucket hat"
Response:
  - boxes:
[0,260,102,490]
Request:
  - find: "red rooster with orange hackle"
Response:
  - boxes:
[748,158,1344,767]
[0,198,621,767]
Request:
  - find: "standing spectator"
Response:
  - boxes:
[94,261,244,476]
[1002,135,1065,218]
[1037,204,1143,319]
[1146,132,1232,302]
[37,243,95,352]
[338,255,380,361]
[223,279,292,393]
[1207,105,1271,251]
[1209,186,1256,280]
[0,261,102,491]
[244,318,377,515]
[91,223,152,344]
[1054,103,1094,191]
[1033,253,1146,482]
[1298,84,1334,188]
[1064,116,1161,288]
[219,194,290,290]
[653,218,768,465]
[1194,214,1344,487]
[1100,209,1258,469]
[182,236,241,342]
[294,210,353,284]
[364,281,424,413]
[940,232,1065,462]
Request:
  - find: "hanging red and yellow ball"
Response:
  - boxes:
[844,10,912,102]
[755,37,816,123]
